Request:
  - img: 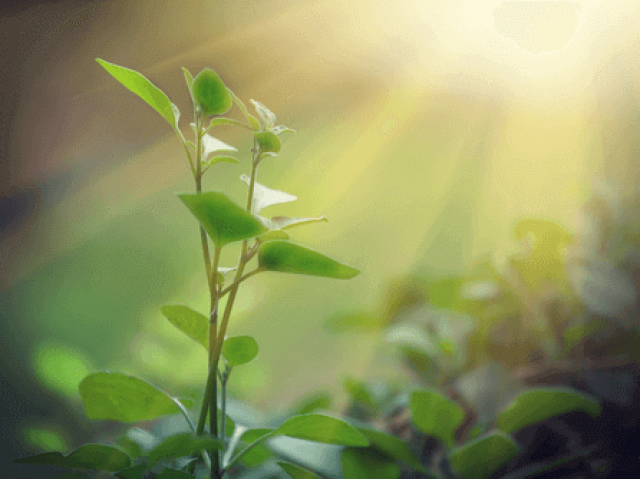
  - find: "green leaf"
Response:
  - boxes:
[291,391,333,415]
[13,444,131,471]
[206,117,253,130]
[411,389,464,449]
[218,409,236,437]
[356,427,426,473]
[258,241,360,279]
[192,68,232,117]
[344,377,376,409]
[202,156,240,171]
[266,216,328,231]
[115,464,149,479]
[274,414,369,446]
[341,448,401,479]
[449,431,520,479]
[79,372,184,422]
[161,305,209,350]
[258,230,290,242]
[156,467,195,478]
[497,387,601,433]
[222,335,259,368]
[240,428,274,444]
[148,433,222,466]
[96,59,177,129]
[228,89,260,130]
[254,131,281,153]
[182,68,194,103]
[178,191,268,248]
[273,125,296,135]
[240,174,297,214]
[278,461,322,479]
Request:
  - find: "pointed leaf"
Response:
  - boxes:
[240,174,297,214]
[161,305,209,350]
[148,433,222,466]
[182,68,194,102]
[273,125,296,135]
[79,372,184,422]
[497,387,601,433]
[274,414,369,446]
[278,461,322,479]
[411,389,464,449]
[341,448,401,479]
[222,335,259,368]
[250,99,277,129]
[356,427,426,473]
[229,89,260,130]
[268,216,328,231]
[96,59,177,128]
[206,117,252,130]
[202,156,240,170]
[178,191,268,247]
[13,444,131,471]
[292,392,333,415]
[259,241,360,279]
[202,133,236,159]
[192,68,232,117]
[254,131,281,153]
[449,431,520,479]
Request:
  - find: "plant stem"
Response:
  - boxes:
[219,268,262,297]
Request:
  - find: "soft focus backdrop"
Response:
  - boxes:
[2,0,640,474]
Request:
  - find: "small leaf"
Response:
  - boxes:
[411,389,464,449]
[207,117,252,130]
[79,372,184,422]
[178,191,268,248]
[254,131,281,153]
[228,89,260,130]
[449,431,520,479]
[268,216,328,231]
[202,133,236,159]
[279,461,322,479]
[240,174,297,214]
[250,99,277,129]
[341,448,401,479]
[357,427,426,473]
[273,125,296,135]
[274,414,369,446]
[202,156,240,170]
[514,218,572,246]
[13,444,131,471]
[344,377,376,409]
[259,241,360,279]
[497,387,601,433]
[156,467,196,478]
[96,59,177,128]
[182,68,194,102]
[258,230,290,242]
[292,392,333,415]
[222,335,259,368]
[192,68,232,117]
[148,433,222,466]
[161,305,209,350]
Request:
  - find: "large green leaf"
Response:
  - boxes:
[148,433,222,466]
[192,68,232,117]
[79,372,183,422]
[222,335,259,368]
[258,241,360,279]
[240,174,297,214]
[497,387,601,433]
[278,461,322,479]
[449,431,520,479]
[96,59,178,130]
[178,191,267,247]
[356,427,426,474]
[161,305,209,350]
[341,448,400,479]
[411,389,464,449]
[274,414,369,446]
[13,444,131,471]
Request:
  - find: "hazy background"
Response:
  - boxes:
[2,0,640,475]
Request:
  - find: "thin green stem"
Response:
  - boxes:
[219,268,262,297]
[223,432,274,473]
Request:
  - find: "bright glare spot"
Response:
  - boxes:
[32,340,91,399]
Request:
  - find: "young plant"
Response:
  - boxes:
[14,59,370,479]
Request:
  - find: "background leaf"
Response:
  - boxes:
[222,335,259,368]
[258,241,360,279]
[178,191,267,247]
[161,305,209,350]
[13,444,131,471]
[148,433,222,466]
[278,461,322,479]
[274,414,369,446]
[341,447,401,479]
[79,372,183,422]
[411,389,464,448]
[356,427,426,473]
[449,431,520,479]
